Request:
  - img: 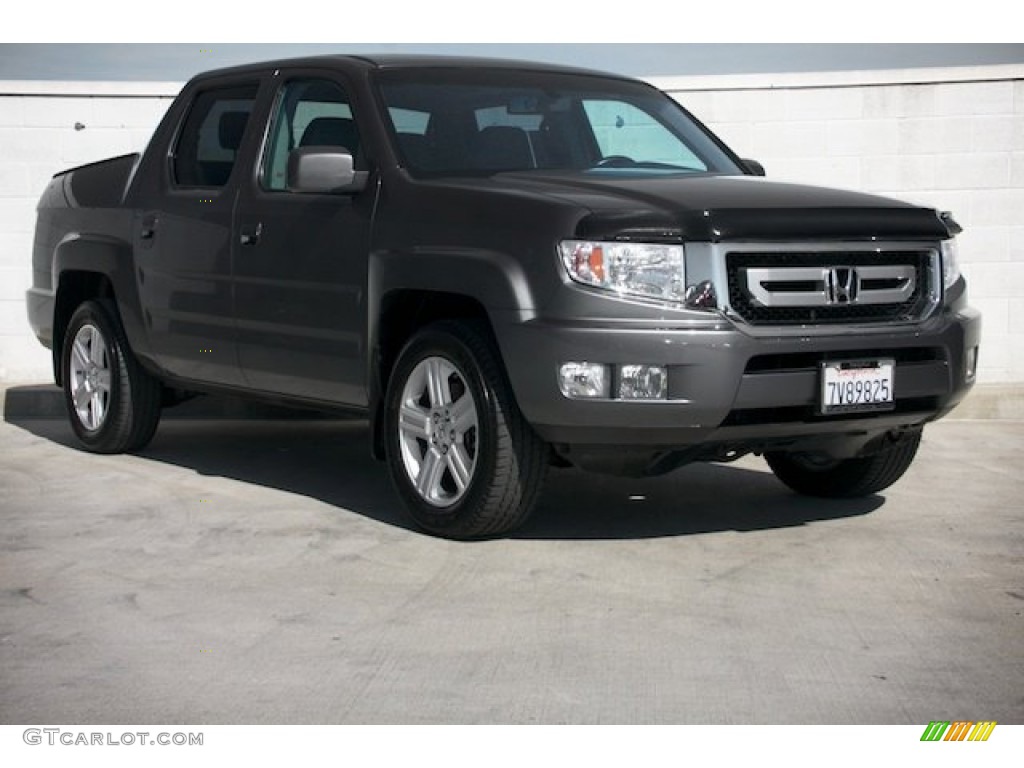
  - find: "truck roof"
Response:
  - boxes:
[187,53,635,85]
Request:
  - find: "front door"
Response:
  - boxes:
[233,74,374,406]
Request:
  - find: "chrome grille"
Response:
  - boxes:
[726,250,933,325]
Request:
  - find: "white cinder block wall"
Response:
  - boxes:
[1,66,1023,384]
[654,65,1024,384]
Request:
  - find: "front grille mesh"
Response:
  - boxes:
[745,347,944,374]
[727,250,932,325]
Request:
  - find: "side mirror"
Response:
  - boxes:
[741,158,766,177]
[287,147,368,194]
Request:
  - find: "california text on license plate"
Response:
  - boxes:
[820,359,895,414]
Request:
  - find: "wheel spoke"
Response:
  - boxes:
[90,391,105,429]
[73,381,91,410]
[449,393,477,434]
[88,327,106,366]
[399,401,430,440]
[416,448,445,498]
[72,338,90,372]
[425,358,451,407]
[447,444,473,492]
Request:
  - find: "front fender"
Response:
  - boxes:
[367,244,538,400]
[369,246,537,314]
[365,246,540,460]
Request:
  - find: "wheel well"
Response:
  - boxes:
[53,272,115,385]
[372,290,497,460]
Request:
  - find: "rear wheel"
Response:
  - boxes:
[384,320,547,539]
[62,300,162,453]
[765,430,922,498]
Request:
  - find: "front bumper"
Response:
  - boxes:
[495,303,982,450]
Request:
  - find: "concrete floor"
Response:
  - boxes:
[1,412,1021,724]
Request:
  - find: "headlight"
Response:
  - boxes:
[559,240,685,303]
[941,237,961,291]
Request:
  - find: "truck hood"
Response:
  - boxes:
[489,172,950,242]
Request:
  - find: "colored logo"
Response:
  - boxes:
[920,721,996,742]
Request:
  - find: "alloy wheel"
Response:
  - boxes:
[396,356,479,508]
[68,323,112,431]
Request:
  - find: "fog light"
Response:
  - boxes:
[558,362,610,399]
[966,346,978,380]
[618,364,668,400]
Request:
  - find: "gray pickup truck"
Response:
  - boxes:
[26,55,981,538]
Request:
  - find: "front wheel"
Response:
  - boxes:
[765,430,922,498]
[384,320,547,539]
[61,299,162,453]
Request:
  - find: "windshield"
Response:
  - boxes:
[376,68,743,177]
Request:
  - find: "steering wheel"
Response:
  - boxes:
[595,155,635,168]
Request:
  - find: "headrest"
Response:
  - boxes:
[218,111,249,151]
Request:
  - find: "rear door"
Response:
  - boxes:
[232,70,375,405]
[134,77,263,387]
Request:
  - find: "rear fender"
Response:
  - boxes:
[53,234,153,381]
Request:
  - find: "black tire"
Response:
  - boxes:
[61,299,162,453]
[765,430,922,498]
[384,320,548,539]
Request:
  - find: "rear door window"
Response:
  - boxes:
[172,83,259,188]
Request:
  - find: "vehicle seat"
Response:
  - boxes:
[219,111,249,152]
[396,133,434,170]
[199,110,249,186]
[471,126,536,171]
[531,117,574,169]
[299,117,360,158]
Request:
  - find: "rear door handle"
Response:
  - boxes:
[239,222,263,246]
[140,216,157,240]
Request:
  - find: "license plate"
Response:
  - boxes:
[820,359,895,414]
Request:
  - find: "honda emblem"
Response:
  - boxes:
[826,267,859,304]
